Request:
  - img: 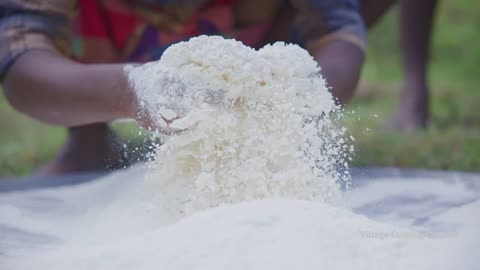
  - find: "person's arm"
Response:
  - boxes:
[0,2,139,127]
[308,39,365,105]
[3,49,137,126]
[290,0,367,104]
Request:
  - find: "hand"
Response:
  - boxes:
[125,62,226,134]
[134,104,182,135]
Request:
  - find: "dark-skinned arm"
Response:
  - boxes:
[3,49,137,127]
[310,40,365,105]
[290,0,367,105]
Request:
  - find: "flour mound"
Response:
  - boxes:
[127,36,352,217]
[18,200,459,270]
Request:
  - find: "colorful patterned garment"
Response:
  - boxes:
[0,0,367,78]
[74,0,272,63]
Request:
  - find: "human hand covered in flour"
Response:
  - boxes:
[125,63,225,134]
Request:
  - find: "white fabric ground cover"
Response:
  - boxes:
[1,36,478,270]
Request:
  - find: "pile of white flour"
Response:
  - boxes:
[127,35,352,217]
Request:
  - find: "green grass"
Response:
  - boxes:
[347,0,480,171]
[0,97,66,177]
[1,0,479,177]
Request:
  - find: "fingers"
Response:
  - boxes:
[136,106,187,135]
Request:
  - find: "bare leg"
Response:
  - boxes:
[361,0,397,28]
[391,0,438,132]
[35,123,125,176]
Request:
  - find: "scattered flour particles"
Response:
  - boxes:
[126,35,352,217]
[2,36,477,270]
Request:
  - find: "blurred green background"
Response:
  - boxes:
[1,0,479,178]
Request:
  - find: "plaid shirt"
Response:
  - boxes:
[0,0,365,79]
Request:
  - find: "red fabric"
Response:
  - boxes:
[77,0,108,37]
[77,0,237,49]
[78,0,138,49]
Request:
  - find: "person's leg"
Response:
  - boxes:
[35,123,125,176]
[391,0,438,132]
[360,0,396,28]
